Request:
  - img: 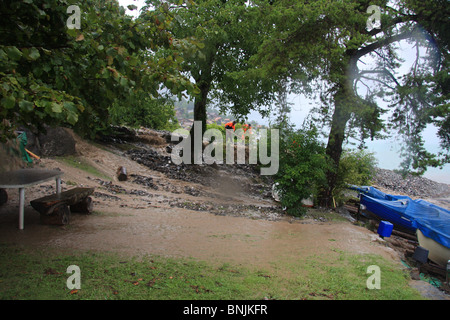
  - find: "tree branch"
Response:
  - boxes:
[358,69,401,87]
[355,27,418,60]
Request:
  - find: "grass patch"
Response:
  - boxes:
[0,244,424,300]
[57,155,111,181]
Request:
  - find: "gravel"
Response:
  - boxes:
[373,168,450,198]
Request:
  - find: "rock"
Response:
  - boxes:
[410,268,421,280]
[24,126,76,157]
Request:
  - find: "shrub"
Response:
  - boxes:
[206,123,226,138]
[338,149,378,186]
[274,127,329,217]
[109,93,179,131]
[334,149,378,204]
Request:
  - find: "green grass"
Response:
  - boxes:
[57,155,111,181]
[0,244,424,300]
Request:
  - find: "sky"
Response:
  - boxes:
[117,0,450,184]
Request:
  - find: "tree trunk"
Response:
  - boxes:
[0,189,7,206]
[320,103,351,207]
[40,203,70,225]
[189,64,213,164]
[117,166,127,181]
[30,187,94,215]
[189,48,216,163]
[70,196,93,214]
[319,78,355,207]
[319,51,359,208]
[191,82,209,137]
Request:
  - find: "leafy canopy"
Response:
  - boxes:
[249,0,449,177]
[0,0,197,141]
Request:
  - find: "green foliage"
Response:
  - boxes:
[206,123,226,138]
[274,127,329,217]
[333,149,378,204]
[0,0,197,141]
[153,0,279,133]
[0,0,83,141]
[249,0,449,206]
[338,149,378,187]
[109,94,179,131]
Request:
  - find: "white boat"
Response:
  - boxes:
[416,229,450,267]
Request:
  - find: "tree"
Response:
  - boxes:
[250,0,449,206]
[145,0,281,140]
[0,0,196,141]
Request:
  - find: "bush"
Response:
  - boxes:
[334,149,378,203]
[274,127,329,217]
[206,123,226,138]
[338,149,378,186]
[109,93,179,131]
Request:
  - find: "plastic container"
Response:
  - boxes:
[377,220,394,238]
[413,246,429,264]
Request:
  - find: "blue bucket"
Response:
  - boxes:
[377,221,394,238]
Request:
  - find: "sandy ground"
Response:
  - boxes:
[0,130,448,299]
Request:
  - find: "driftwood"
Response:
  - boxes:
[343,204,359,214]
[31,187,94,225]
[39,203,70,226]
[70,196,93,214]
[117,166,127,181]
[420,261,447,278]
[392,229,418,242]
[387,237,417,251]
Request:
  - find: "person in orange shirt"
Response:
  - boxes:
[241,124,252,141]
[224,121,236,143]
[224,121,236,131]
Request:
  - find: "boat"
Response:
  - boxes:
[349,185,450,266]
[351,186,416,231]
[411,199,450,266]
[416,230,450,267]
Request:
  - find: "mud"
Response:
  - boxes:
[0,188,399,269]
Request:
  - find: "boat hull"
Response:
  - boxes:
[416,229,450,267]
[360,194,415,231]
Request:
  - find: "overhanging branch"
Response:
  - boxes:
[355,27,418,61]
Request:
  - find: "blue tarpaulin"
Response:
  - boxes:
[349,185,450,249]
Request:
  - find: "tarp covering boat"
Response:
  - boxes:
[349,185,450,250]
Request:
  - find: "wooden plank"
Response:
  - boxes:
[392,229,418,242]
[420,262,447,278]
